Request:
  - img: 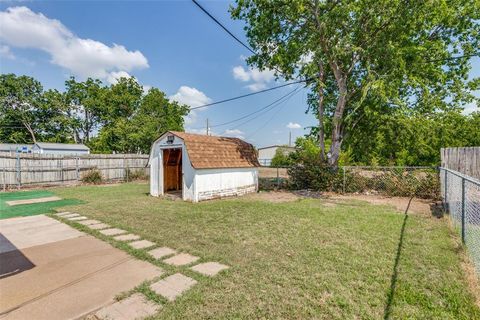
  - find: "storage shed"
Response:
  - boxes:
[149,131,260,202]
[32,142,90,155]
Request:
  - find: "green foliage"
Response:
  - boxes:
[232,0,480,166]
[0,74,189,154]
[81,169,103,184]
[127,169,148,181]
[343,109,480,165]
[270,147,294,167]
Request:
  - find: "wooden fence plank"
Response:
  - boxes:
[0,152,149,189]
[441,147,480,179]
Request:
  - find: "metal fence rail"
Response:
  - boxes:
[441,167,480,272]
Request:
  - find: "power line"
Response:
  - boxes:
[246,87,303,138]
[189,79,308,111]
[192,0,255,55]
[205,86,301,129]
[221,86,302,131]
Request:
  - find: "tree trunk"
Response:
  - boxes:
[23,121,36,144]
[328,60,348,167]
[317,62,326,162]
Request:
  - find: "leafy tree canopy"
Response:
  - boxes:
[232,0,480,166]
[0,74,189,154]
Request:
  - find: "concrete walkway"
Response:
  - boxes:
[0,215,162,320]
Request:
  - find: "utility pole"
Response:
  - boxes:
[206,118,210,135]
[289,131,292,147]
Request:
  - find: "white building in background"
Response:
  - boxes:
[0,143,33,153]
[257,145,296,166]
[32,142,90,155]
[149,131,260,202]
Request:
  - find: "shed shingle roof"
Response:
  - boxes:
[168,131,259,169]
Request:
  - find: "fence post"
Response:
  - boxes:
[126,157,129,182]
[3,166,6,192]
[444,170,448,211]
[276,166,280,189]
[76,157,79,181]
[342,167,346,194]
[16,153,21,190]
[461,177,466,244]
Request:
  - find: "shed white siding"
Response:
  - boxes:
[150,132,258,202]
[194,168,258,202]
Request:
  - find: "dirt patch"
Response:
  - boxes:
[327,193,435,215]
[246,190,437,215]
[258,167,289,178]
[246,191,301,203]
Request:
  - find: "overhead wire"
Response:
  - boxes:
[198,85,303,130]
[189,78,309,111]
[246,86,303,139]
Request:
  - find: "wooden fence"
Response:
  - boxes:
[0,152,149,190]
[441,147,480,180]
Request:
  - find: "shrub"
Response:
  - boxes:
[127,169,148,181]
[81,169,103,184]
[288,157,343,192]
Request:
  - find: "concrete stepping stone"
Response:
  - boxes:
[163,253,199,266]
[113,234,141,241]
[191,262,230,276]
[150,273,197,302]
[129,240,155,249]
[99,228,127,236]
[88,223,110,230]
[67,216,88,221]
[78,219,101,226]
[60,213,80,219]
[94,293,160,320]
[6,196,61,206]
[55,211,72,216]
[148,247,176,260]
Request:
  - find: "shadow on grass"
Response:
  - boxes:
[383,196,413,320]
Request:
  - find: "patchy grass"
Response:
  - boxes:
[0,190,83,219]
[52,182,479,319]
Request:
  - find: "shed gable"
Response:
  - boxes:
[163,131,259,169]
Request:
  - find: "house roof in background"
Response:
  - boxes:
[35,142,90,151]
[0,143,33,151]
[257,145,296,150]
[167,131,260,169]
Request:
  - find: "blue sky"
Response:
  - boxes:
[0,1,478,147]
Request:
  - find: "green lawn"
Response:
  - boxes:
[0,190,83,219]
[51,182,479,319]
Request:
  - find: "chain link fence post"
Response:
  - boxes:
[444,170,448,212]
[461,177,466,244]
[342,166,346,194]
[276,166,280,189]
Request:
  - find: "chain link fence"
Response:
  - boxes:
[342,166,440,199]
[260,165,440,199]
[440,167,480,272]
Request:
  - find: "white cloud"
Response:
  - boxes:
[106,71,131,85]
[232,65,275,92]
[0,6,148,80]
[169,86,212,125]
[286,122,302,129]
[223,129,245,139]
[462,101,478,115]
[0,44,15,59]
[169,86,211,108]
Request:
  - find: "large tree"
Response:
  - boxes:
[65,77,105,143]
[231,0,480,166]
[0,74,43,143]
